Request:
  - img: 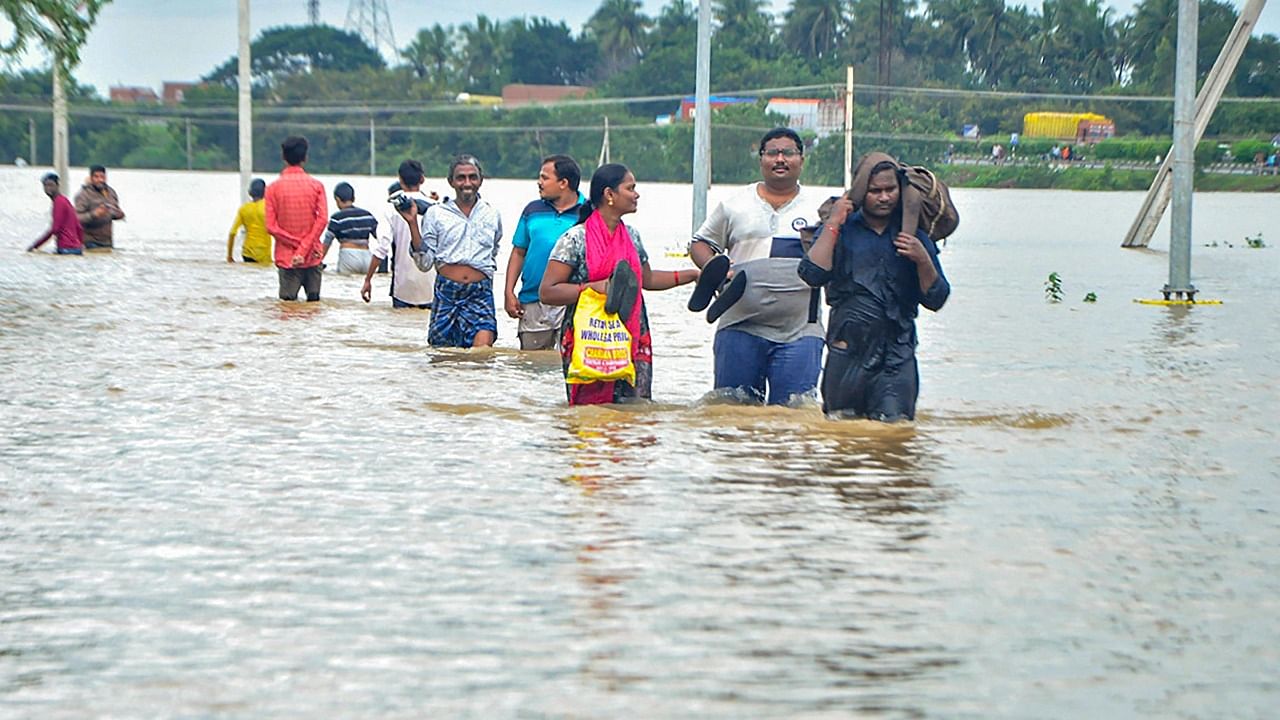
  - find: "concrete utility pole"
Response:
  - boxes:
[844,66,854,188]
[238,0,253,199]
[1121,0,1267,249]
[52,59,69,184]
[692,0,712,233]
[1166,0,1198,300]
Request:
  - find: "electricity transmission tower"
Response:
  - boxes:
[345,0,397,62]
[308,0,319,25]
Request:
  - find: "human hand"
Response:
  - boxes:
[893,232,929,265]
[226,255,234,263]
[93,205,109,219]
[361,278,372,303]
[504,292,524,319]
[397,201,418,223]
[291,255,304,267]
[827,197,854,227]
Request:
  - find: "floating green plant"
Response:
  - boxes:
[1045,272,1064,303]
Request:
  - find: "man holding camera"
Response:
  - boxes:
[409,154,502,348]
[362,159,436,309]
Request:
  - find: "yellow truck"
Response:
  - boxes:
[1023,112,1115,141]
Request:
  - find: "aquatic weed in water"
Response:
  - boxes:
[1044,272,1064,303]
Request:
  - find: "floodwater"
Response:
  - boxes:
[1,166,1277,718]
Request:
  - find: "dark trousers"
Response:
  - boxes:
[278,266,322,301]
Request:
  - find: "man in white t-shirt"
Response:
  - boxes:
[689,127,826,406]
[361,159,437,309]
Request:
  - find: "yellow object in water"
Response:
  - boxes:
[1133,298,1223,306]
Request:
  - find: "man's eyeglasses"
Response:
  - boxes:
[761,148,802,159]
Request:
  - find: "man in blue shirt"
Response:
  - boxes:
[798,152,950,421]
[502,155,586,350]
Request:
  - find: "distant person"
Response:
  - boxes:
[503,154,586,350]
[264,135,327,301]
[27,172,84,255]
[539,163,699,405]
[323,181,378,274]
[74,164,125,250]
[410,154,503,347]
[362,161,436,309]
[226,178,271,264]
[798,151,950,422]
[688,127,826,406]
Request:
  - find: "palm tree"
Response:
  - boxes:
[714,0,776,54]
[587,0,651,74]
[458,15,506,94]
[401,24,455,85]
[782,0,847,61]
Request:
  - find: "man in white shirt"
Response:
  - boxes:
[689,127,826,406]
[361,159,436,309]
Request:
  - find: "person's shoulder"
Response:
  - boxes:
[519,199,548,218]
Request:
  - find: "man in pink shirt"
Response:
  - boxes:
[28,173,84,255]
[264,136,328,301]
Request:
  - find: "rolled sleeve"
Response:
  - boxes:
[691,202,728,254]
[797,256,833,287]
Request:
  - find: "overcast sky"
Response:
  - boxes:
[4,0,1278,94]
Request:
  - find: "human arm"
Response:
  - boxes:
[322,228,336,257]
[360,253,381,303]
[642,263,700,291]
[263,189,301,258]
[227,206,246,262]
[300,183,329,266]
[28,227,52,251]
[73,189,95,225]
[503,246,527,318]
[538,259,607,306]
[106,188,124,220]
[899,233,950,310]
[407,205,435,272]
[803,197,853,272]
[689,201,727,268]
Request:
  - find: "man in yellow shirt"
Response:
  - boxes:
[226,178,272,264]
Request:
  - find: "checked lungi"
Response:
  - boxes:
[429,275,498,347]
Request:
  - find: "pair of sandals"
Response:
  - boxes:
[687,254,745,323]
[601,254,745,323]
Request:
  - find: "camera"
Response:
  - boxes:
[388,191,432,215]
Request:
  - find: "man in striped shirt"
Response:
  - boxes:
[264,136,328,301]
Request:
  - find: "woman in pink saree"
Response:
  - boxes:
[539,164,700,405]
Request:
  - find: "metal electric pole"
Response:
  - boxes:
[692,0,712,233]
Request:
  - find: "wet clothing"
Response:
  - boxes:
[512,194,586,304]
[549,219,652,405]
[323,205,378,275]
[278,266,322,302]
[32,194,84,252]
[74,183,124,248]
[264,166,327,270]
[517,301,564,350]
[429,276,497,347]
[371,191,435,307]
[693,182,826,404]
[798,210,949,421]
[412,197,503,278]
[228,199,272,265]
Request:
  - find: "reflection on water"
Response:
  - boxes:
[2,169,1278,716]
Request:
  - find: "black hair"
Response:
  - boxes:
[89,164,106,175]
[542,154,581,193]
[449,154,484,180]
[281,136,308,166]
[248,178,265,199]
[41,172,59,185]
[576,163,631,225]
[758,127,803,155]
[397,159,424,187]
[333,181,355,202]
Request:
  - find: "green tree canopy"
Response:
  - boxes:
[1,0,109,73]
[204,24,385,88]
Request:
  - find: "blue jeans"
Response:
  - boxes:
[712,328,823,405]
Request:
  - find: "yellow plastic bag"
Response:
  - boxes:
[566,288,635,385]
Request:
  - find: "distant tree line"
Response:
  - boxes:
[0,0,1277,184]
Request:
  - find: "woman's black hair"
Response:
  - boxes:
[575,162,631,225]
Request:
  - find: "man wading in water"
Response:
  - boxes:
[798,153,950,421]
